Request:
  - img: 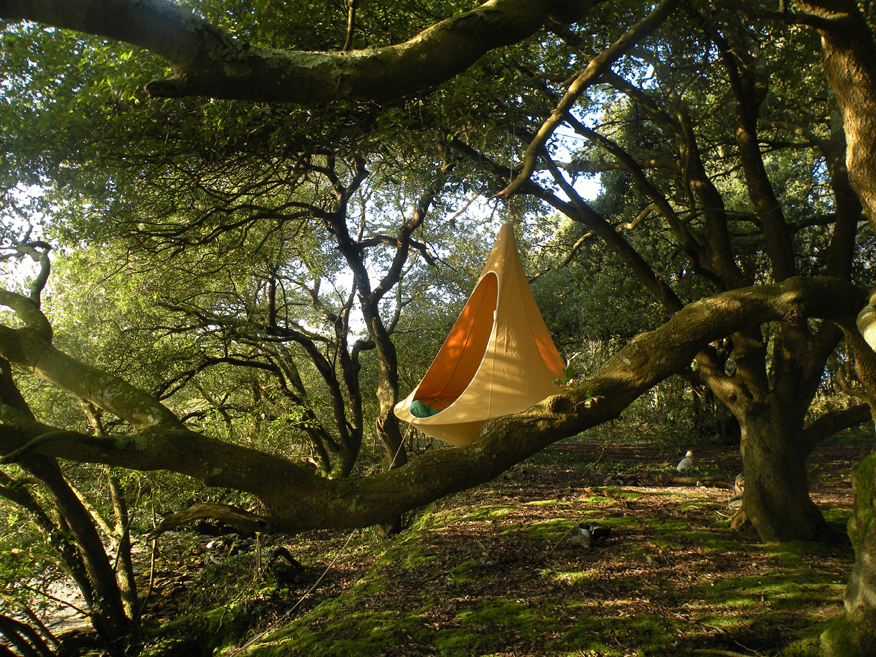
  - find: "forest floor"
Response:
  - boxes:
[130,438,867,657]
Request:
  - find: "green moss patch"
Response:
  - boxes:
[218,444,854,657]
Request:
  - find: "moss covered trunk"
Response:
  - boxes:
[821,453,876,656]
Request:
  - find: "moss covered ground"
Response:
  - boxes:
[143,440,864,657]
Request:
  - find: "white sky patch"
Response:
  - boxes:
[552,123,603,203]
[0,184,49,294]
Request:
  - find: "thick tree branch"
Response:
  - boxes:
[0,0,594,103]
[0,276,865,531]
[0,325,182,432]
[801,403,872,449]
[529,203,660,284]
[794,0,876,229]
[149,503,266,538]
[10,241,52,305]
[0,290,52,342]
[713,26,797,281]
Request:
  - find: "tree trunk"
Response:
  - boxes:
[796,0,876,228]
[820,324,876,655]
[109,473,138,621]
[821,453,876,656]
[375,364,408,536]
[0,359,131,649]
[737,401,828,543]
[796,15,876,639]
[21,455,131,652]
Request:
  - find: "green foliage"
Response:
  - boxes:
[0,0,873,646]
[0,524,57,615]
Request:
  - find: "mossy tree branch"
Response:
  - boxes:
[0,0,599,103]
[0,276,866,532]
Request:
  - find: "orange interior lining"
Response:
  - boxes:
[414,272,498,408]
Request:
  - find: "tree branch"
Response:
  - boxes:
[0,325,182,432]
[499,0,680,197]
[564,114,699,255]
[0,290,53,342]
[0,276,864,532]
[148,503,266,538]
[802,403,872,449]
[342,0,359,52]
[0,0,594,103]
[793,0,876,229]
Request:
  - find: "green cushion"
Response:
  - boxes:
[410,400,440,418]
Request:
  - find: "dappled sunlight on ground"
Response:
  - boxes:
[217,439,858,657]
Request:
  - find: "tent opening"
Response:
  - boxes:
[412,272,498,415]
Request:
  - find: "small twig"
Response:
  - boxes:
[693,625,761,654]
[545,521,580,558]
[414,570,448,586]
[593,442,611,466]
[137,505,159,621]
[253,534,262,583]
[342,0,359,51]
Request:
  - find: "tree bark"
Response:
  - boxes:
[108,473,138,621]
[771,0,876,641]
[794,0,876,228]
[820,320,876,655]
[0,0,595,103]
[737,401,828,542]
[821,453,876,656]
[19,456,131,651]
[0,360,131,649]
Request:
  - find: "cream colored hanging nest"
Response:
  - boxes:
[394,223,566,447]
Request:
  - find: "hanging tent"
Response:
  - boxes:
[858,293,876,349]
[394,223,566,447]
